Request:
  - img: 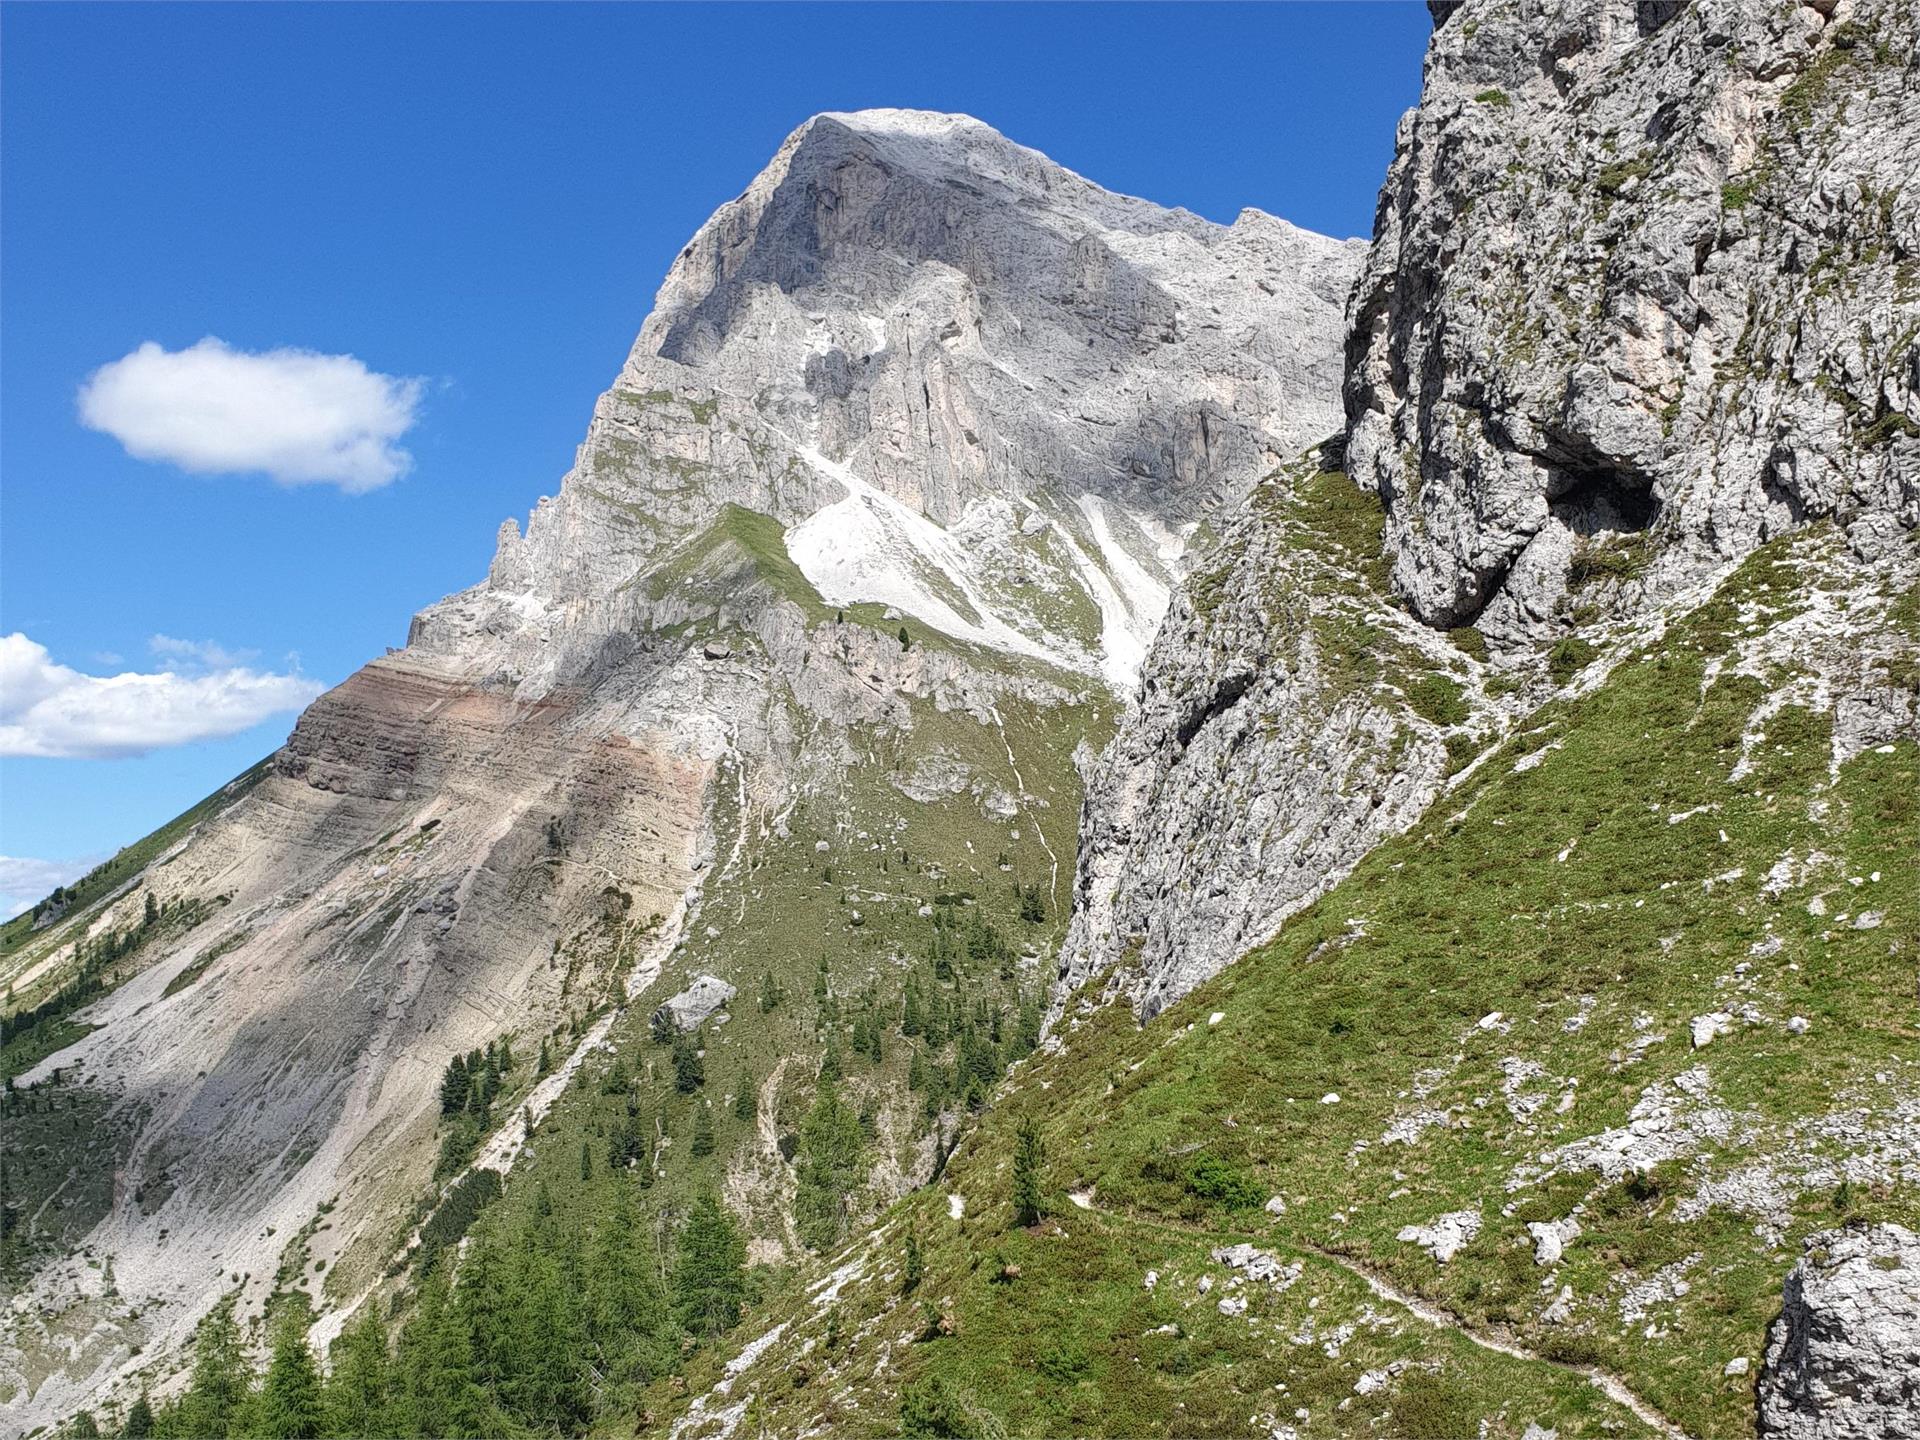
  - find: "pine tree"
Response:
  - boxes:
[901,978,924,1037]
[733,1071,755,1122]
[588,1188,670,1394]
[672,1031,705,1093]
[691,1101,715,1156]
[903,1224,924,1293]
[536,1036,553,1077]
[673,1193,746,1340]
[120,1394,155,1440]
[496,1241,589,1430]
[143,891,159,927]
[323,1312,392,1440]
[818,1039,842,1086]
[179,1296,250,1440]
[579,1138,593,1181]
[795,1082,866,1251]
[1013,994,1043,1058]
[395,1271,484,1440]
[438,1055,469,1118]
[1013,1114,1046,1227]
[907,1048,927,1093]
[609,1111,649,1172]
[256,1302,324,1440]
[759,970,781,1013]
[467,1064,495,1120]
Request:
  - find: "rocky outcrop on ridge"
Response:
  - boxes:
[1349,0,1918,640]
[1063,0,1919,1015]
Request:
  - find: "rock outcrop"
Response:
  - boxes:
[1057,463,1470,1014]
[1348,0,1918,640]
[1758,1223,1920,1439]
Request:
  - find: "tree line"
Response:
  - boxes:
[101,1182,748,1440]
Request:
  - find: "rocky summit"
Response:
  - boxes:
[3,3,1919,1439]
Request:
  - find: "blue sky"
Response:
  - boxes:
[0,1,1430,913]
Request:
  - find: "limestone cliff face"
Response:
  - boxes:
[1062,0,1919,1017]
[1349,0,1918,639]
[0,111,1355,1429]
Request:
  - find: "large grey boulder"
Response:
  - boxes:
[652,976,737,1034]
[1758,1223,1920,1439]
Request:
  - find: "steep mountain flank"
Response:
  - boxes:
[1066,0,1918,1015]
[678,523,1919,1440]
[0,112,1357,1430]
[1058,459,1482,1015]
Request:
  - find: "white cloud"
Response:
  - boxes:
[77,337,425,493]
[0,633,324,760]
[150,634,260,670]
[0,854,107,920]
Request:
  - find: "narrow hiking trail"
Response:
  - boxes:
[1070,1196,1694,1440]
[1299,1242,1694,1440]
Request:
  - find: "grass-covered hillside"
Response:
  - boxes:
[657,528,1918,1440]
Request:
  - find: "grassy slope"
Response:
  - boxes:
[663,531,1917,1440]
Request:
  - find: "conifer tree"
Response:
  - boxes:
[179,1296,250,1440]
[323,1312,392,1440]
[733,1071,756,1122]
[903,1225,923,1293]
[580,1138,593,1181]
[673,1193,746,1340]
[256,1301,324,1440]
[496,1242,589,1430]
[672,1031,704,1093]
[589,1188,670,1393]
[795,1082,866,1251]
[395,1271,484,1440]
[120,1395,155,1440]
[438,1055,469,1117]
[1012,1114,1046,1227]
[691,1101,716,1156]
